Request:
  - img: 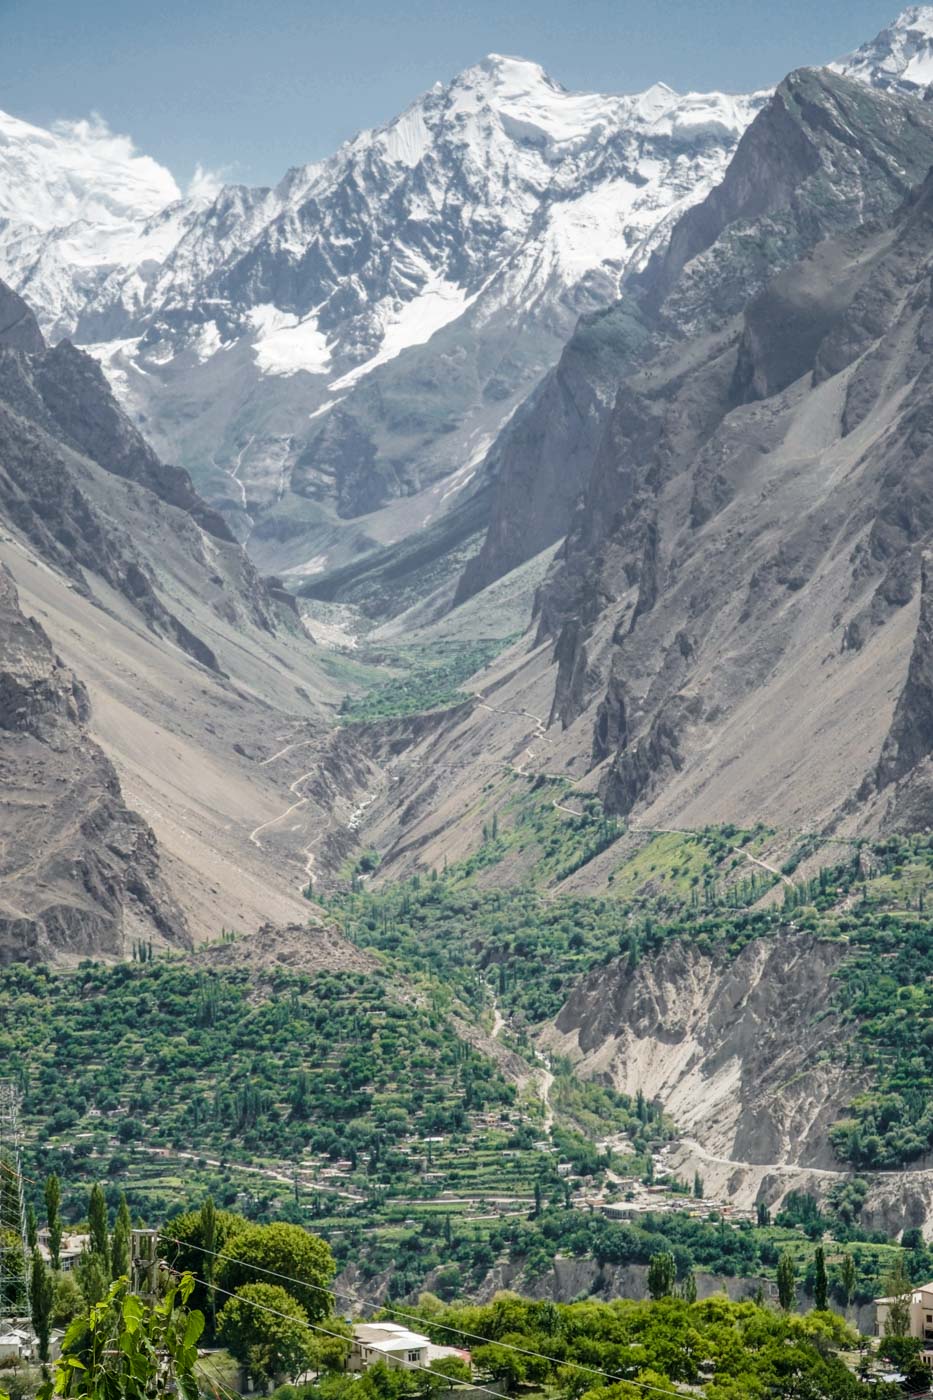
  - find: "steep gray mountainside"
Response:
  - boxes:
[0,564,189,964]
[326,58,933,894]
[539,934,933,1235]
[0,283,274,671]
[526,135,933,834]
[0,279,376,948]
[457,65,933,603]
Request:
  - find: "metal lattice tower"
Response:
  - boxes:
[0,1079,30,1323]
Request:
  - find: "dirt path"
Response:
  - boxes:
[674,1136,933,1182]
[259,735,315,768]
[472,695,587,816]
[469,692,825,876]
[248,764,318,848]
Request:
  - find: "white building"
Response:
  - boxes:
[0,1327,35,1362]
[350,1323,470,1375]
[350,1323,430,1372]
[874,1279,933,1354]
[37,1229,91,1273]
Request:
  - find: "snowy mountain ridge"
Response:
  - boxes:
[832,4,933,91]
[0,108,216,339]
[0,14,928,578]
[33,53,766,571]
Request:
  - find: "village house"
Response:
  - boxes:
[0,1326,35,1362]
[874,1280,933,1353]
[350,1323,470,1374]
[36,1229,90,1273]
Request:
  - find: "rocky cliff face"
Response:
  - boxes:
[0,565,189,963]
[0,278,362,951]
[541,935,855,1167]
[458,65,933,605]
[496,77,933,834]
[0,281,282,671]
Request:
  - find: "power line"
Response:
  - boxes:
[159,1235,695,1400]
[173,1270,515,1400]
[0,1081,30,1321]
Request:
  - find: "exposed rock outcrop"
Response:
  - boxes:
[540,934,857,1168]
[458,67,933,605]
[0,566,189,963]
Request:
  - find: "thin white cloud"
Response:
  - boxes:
[187,161,228,202]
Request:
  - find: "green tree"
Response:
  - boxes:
[776,1250,797,1312]
[45,1173,62,1271]
[158,1205,249,1320]
[52,1273,85,1328]
[431,1356,471,1384]
[217,1283,314,1388]
[680,1271,697,1304]
[37,1273,203,1400]
[646,1251,677,1300]
[840,1253,857,1315]
[473,1342,526,1391]
[26,1203,37,1252]
[215,1223,335,1321]
[882,1255,914,1338]
[693,1172,704,1199]
[87,1183,109,1266]
[76,1250,111,1309]
[813,1246,828,1311]
[110,1194,131,1280]
[30,1250,54,1362]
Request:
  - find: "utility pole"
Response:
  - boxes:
[0,1079,30,1325]
[130,1229,160,1305]
[130,1230,178,1395]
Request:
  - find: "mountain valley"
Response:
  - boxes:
[4,10,933,1377]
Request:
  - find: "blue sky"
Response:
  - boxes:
[0,0,907,187]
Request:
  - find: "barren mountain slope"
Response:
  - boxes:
[540,934,933,1234]
[0,565,189,964]
[523,158,933,836]
[325,67,933,883]
[542,935,855,1168]
[457,63,933,603]
[0,281,369,947]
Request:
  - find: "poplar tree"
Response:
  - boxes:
[201,1195,217,1326]
[777,1250,797,1311]
[840,1252,857,1315]
[110,1193,132,1280]
[30,1250,54,1361]
[814,1246,828,1311]
[88,1182,109,1265]
[647,1251,677,1300]
[44,1173,62,1271]
[882,1256,914,1338]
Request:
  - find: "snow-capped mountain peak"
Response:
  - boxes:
[832,5,933,92]
[0,109,180,230]
[0,107,208,339]
[0,55,770,569]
